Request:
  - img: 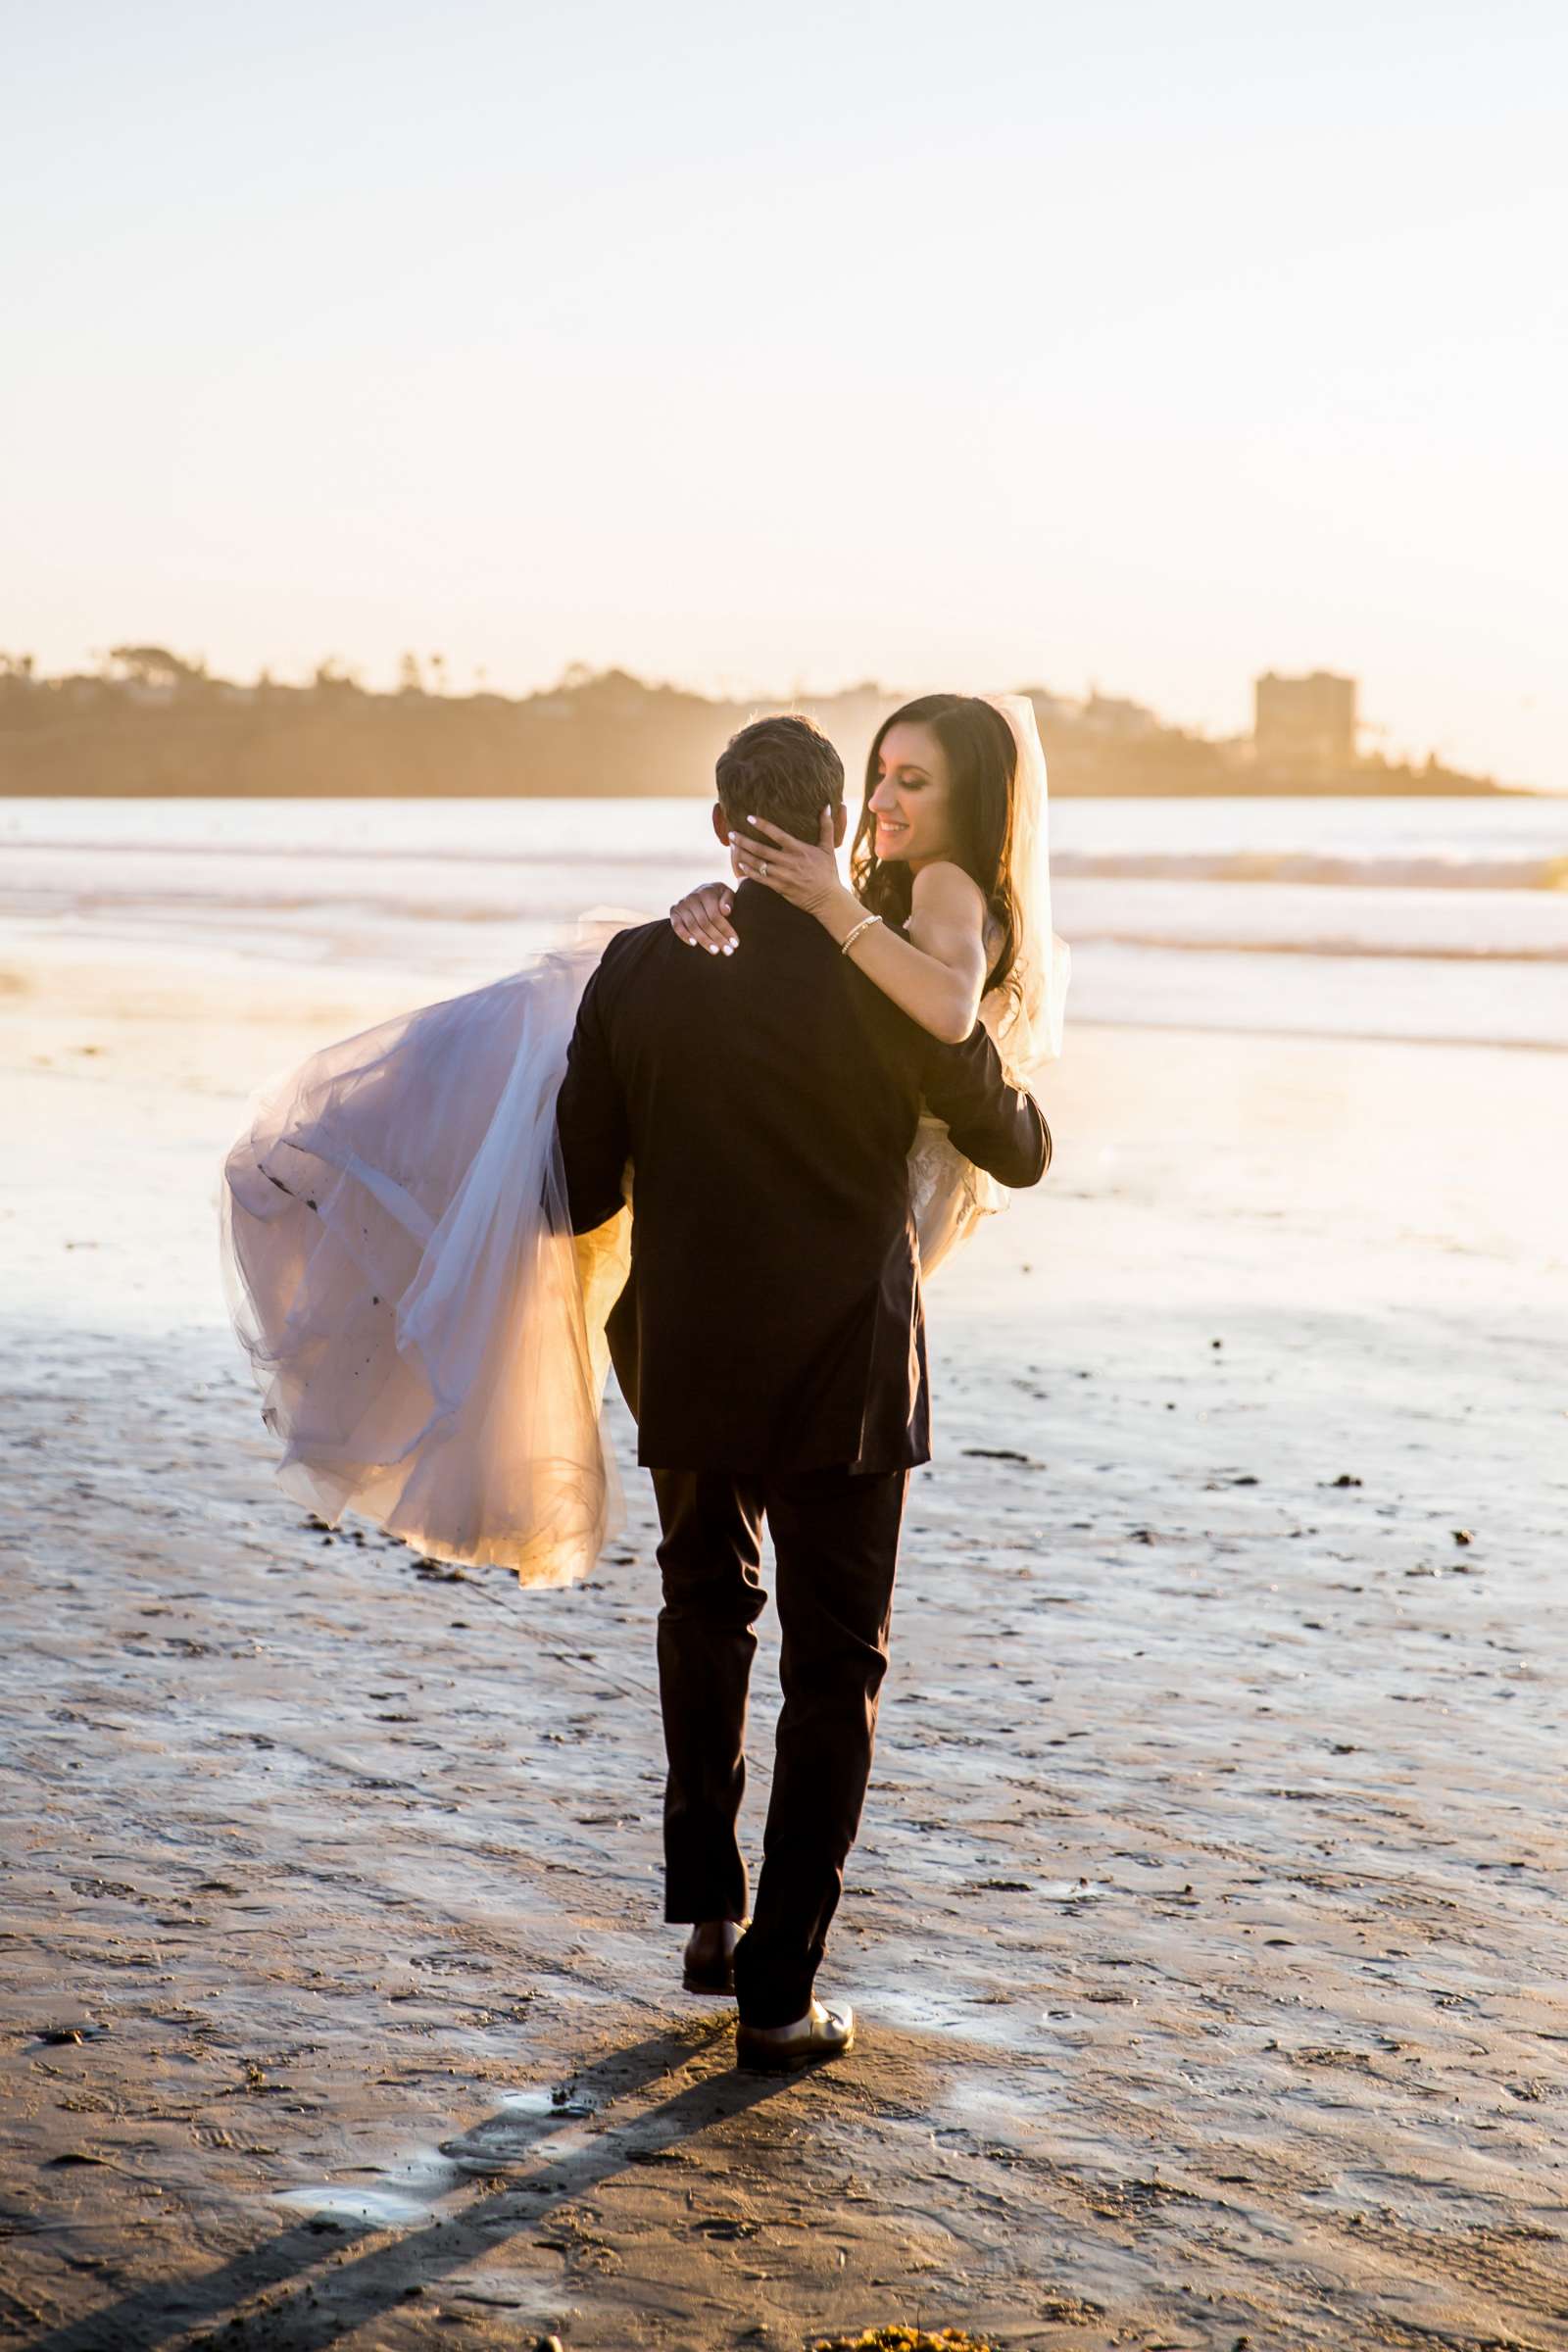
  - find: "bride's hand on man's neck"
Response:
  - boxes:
[724,808,989,1047]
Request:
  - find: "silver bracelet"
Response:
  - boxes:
[839,912,883,956]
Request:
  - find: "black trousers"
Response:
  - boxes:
[649,1461,908,2029]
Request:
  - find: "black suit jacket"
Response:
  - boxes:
[553,882,1050,1473]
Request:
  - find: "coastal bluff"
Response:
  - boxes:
[0,653,1516,798]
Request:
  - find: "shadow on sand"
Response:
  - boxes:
[33,2020,791,2352]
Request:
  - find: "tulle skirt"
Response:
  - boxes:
[220,917,1012,1587]
[221,919,635,1588]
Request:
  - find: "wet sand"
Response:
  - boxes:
[3,954,1567,2352]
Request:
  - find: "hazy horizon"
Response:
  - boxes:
[5,3,1563,788]
[6,648,1557,797]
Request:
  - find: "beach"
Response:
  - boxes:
[3,810,1567,2351]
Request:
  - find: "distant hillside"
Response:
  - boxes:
[0,651,1515,798]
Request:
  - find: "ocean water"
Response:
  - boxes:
[5,794,1567,1049]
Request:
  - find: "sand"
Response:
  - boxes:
[2,947,1566,2352]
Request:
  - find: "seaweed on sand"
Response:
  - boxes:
[810,2330,998,2352]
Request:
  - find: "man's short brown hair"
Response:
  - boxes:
[715,713,844,847]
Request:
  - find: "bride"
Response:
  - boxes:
[671,693,1068,1275]
[220,693,1068,1590]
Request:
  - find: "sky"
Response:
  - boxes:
[4,1,1565,784]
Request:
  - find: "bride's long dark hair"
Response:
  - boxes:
[850,694,1022,1000]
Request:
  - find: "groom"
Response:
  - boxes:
[553,713,1050,2068]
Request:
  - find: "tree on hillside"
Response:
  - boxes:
[107,646,208,692]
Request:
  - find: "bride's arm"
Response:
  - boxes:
[852,861,987,1043]
[733,812,986,1045]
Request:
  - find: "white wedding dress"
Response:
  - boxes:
[220,699,1069,1590]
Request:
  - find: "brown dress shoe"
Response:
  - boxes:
[735,1999,855,2072]
[681,1918,746,1993]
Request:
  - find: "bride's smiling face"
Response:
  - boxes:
[868,721,956,870]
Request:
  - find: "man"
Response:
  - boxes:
[553,714,1050,2069]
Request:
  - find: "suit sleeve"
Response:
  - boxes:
[553,957,632,1234]
[918,1025,1052,1189]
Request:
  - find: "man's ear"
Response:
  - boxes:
[711,801,731,849]
[832,803,848,849]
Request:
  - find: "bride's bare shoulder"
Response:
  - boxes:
[909,859,987,927]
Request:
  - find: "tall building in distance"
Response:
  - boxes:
[1253,670,1357,771]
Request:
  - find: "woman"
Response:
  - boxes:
[220,694,1067,1590]
[670,693,1070,1273]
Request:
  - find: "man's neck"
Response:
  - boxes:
[730,880,820,932]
